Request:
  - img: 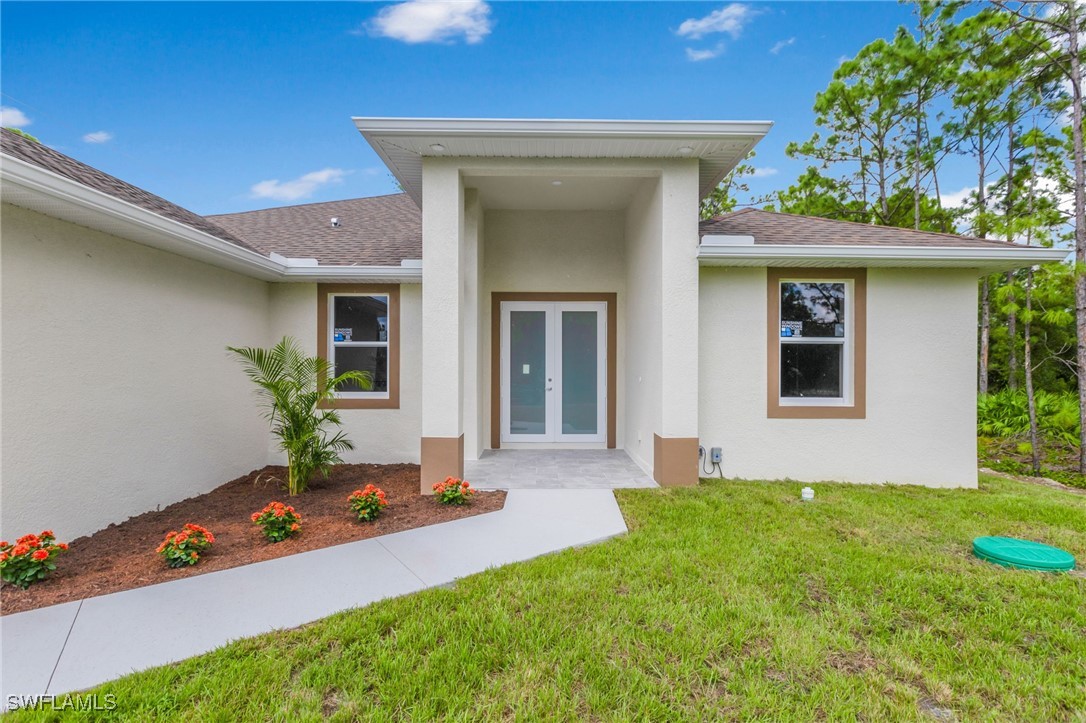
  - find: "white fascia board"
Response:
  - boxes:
[352,117,775,138]
[697,243,1069,272]
[0,155,422,284]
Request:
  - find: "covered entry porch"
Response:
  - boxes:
[466,449,657,489]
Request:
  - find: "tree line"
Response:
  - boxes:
[703,0,1085,473]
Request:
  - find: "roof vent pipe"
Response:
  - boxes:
[330,217,340,228]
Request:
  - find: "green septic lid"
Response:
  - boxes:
[973,536,1075,572]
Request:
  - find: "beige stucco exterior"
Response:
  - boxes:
[699,266,979,488]
[0,132,999,539]
[1,205,271,539]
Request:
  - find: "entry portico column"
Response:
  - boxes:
[420,159,465,492]
[654,161,700,487]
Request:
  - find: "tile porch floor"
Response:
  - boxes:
[465,449,658,490]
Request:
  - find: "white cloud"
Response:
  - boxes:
[82,130,113,144]
[0,107,31,128]
[940,185,976,209]
[770,37,795,54]
[250,168,349,202]
[677,3,755,40]
[367,0,492,44]
[750,167,778,178]
[686,44,725,62]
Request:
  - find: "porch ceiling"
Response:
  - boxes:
[353,117,772,207]
[467,174,646,211]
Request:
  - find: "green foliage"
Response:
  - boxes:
[432,476,475,505]
[347,484,388,522]
[4,127,39,143]
[156,524,215,568]
[52,476,1086,721]
[251,501,302,542]
[699,151,756,219]
[0,531,67,589]
[977,389,1080,444]
[229,337,371,495]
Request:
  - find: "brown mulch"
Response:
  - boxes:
[1,464,505,615]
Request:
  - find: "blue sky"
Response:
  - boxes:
[1,1,963,215]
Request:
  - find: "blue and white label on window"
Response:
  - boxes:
[834,323,844,337]
[781,321,803,338]
[333,327,352,342]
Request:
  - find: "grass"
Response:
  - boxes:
[13,475,1086,721]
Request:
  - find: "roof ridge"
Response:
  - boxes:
[733,207,1021,249]
[206,192,410,219]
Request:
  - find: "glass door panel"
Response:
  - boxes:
[559,311,598,435]
[508,310,548,435]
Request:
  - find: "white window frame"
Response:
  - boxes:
[778,278,853,407]
[328,292,391,400]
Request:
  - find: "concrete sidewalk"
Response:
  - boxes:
[1,489,627,703]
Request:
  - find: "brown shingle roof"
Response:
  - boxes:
[0,128,258,252]
[699,208,1019,249]
[207,194,422,266]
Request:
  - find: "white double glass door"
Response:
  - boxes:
[500,301,607,444]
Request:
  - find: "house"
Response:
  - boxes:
[0,120,1066,539]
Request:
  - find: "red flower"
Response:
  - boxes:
[12,544,29,557]
[0,541,8,548]
[290,523,300,531]
[0,553,8,563]
[31,549,49,561]
[58,542,69,550]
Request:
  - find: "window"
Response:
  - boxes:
[317,284,400,409]
[767,269,866,419]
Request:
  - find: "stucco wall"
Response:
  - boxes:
[698,266,978,488]
[1,204,272,539]
[623,180,663,473]
[269,283,423,466]
[480,209,628,455]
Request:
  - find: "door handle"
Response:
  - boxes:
[546,387,553,391]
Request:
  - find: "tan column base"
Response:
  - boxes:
[653,434,699,487]
[420,435,465,494]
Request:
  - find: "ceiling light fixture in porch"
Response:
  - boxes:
[678,146,694,156]
[429,143,446,152]
[551,180,563,186]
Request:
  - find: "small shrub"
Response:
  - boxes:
[252,501,302,542]
[0,531,68,589]
[432,477,475,505]
[348,485,389,522]
[156,524,215,568]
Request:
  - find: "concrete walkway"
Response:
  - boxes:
[467,450,657,489]
[1,489,627,704]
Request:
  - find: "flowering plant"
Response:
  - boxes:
[348,485,388,522]
[156,524,215,568]
[432,477,475,505]
[0,531,68,589]
[251,501,302,542]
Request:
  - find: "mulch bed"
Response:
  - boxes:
[1,464,505,616]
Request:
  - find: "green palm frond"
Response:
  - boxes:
[229,336,372,494]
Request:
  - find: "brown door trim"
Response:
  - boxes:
[490,292,617,449]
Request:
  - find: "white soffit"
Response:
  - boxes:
[353,117,773,206]
[697,243,1069,273]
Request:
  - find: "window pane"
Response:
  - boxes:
[780,283,845,338]
[509,310,547,435]
[333,295,388,343]
[781,344,842,398]
[561,311,598,435]
[334,346,388,393]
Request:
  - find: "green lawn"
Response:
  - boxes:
[16,475,1086,721]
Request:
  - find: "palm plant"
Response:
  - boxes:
[228,336,372,495]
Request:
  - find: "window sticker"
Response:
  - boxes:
[333,327,352,342]
[834,323,844,337]
[781,321,803,338]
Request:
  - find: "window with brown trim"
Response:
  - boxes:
[317,284,400,410]
[767,269,866,419]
